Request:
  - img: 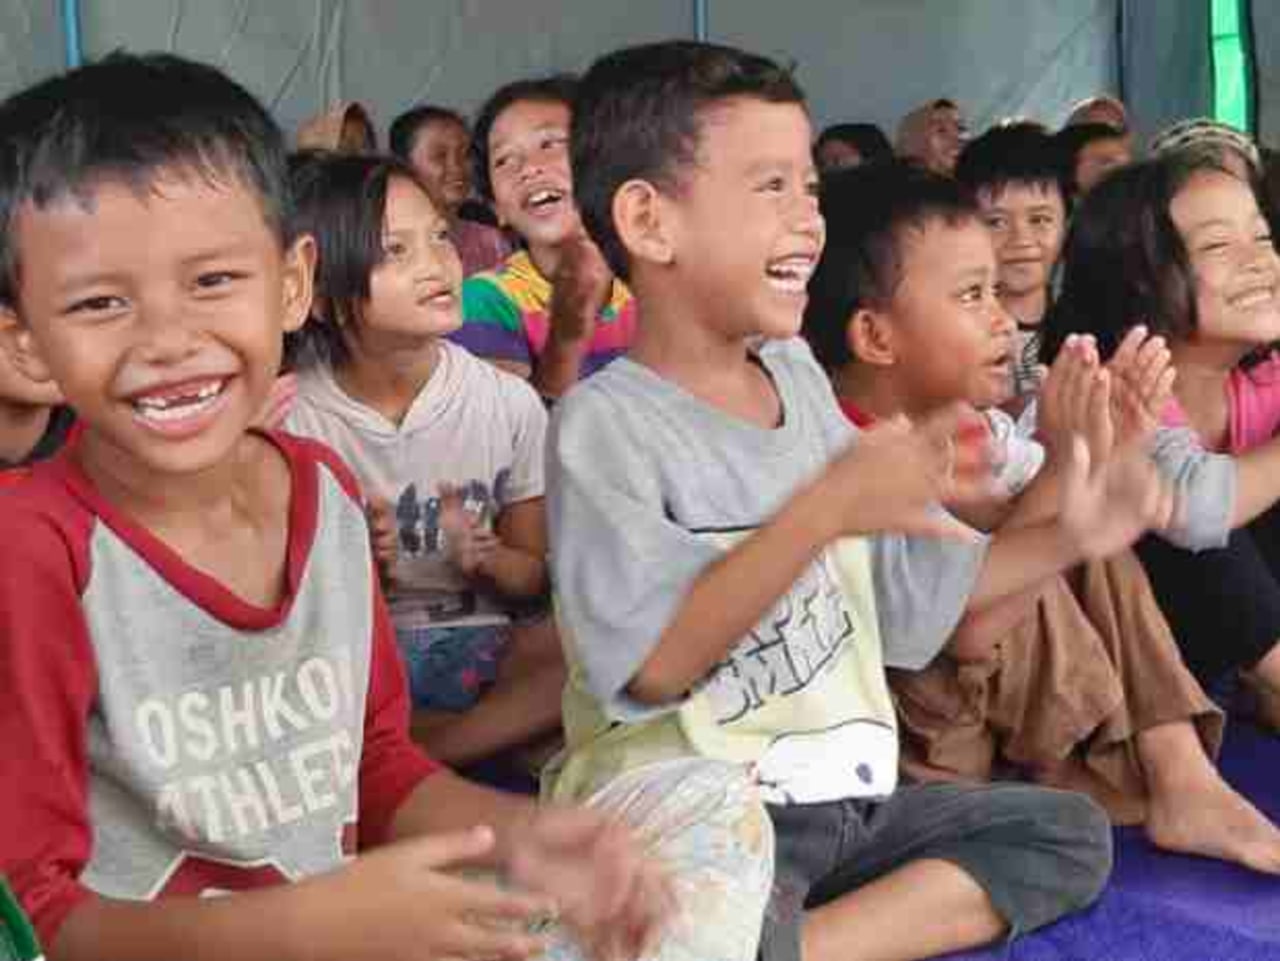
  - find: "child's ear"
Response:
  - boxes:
[612,179,674,269]
[848,307,897,367]
[280,233,318,335]
[0,304,55,386]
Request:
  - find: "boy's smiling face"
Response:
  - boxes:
[662,96,825,340]
[977,181,1065,308]
[871,218,1016,411]
[0,168,312,481]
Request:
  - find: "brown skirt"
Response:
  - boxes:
[889,550,1223,825]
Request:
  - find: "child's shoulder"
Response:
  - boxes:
[0,455,97,588]
[267,429,365,506]
[443,340,542,408]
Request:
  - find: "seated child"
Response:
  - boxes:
[1042,152,1280,734]
[0,52,754,961]
[283,152,565,781]
[814,123,892,174]
[389,104,513,275]
[547,39,1160,961]
[452,76,636,400]
[895,97,965,175]
[805,160,1280,874]
[0,345,73,472]
[955,122,1067,409]
[295,100,377,154]
[1055,122,1134,200]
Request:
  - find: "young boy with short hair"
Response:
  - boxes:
[0,52,686,961]
[452,76,635,401]
[955,123,1068,408]
[551,39,1184,961]
[804,159,1280,875]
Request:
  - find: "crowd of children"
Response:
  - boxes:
[1,30,1279,961]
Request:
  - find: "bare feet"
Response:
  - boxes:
[1145,772,1280,874]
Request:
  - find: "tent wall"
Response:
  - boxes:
[81,0,691,143]
[1122,0,1213,145]
[717,0,1119,137]
[0,0,64,95]
[0,1,1229,152]
[1251,0,1280,145]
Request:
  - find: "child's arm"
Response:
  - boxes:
[440,490,548,599]
[551,404,990,707]
[535,235,614,400]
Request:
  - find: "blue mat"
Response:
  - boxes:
[941,723,1280,961]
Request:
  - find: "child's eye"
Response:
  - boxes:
[758,176,786,194]
[958,284,984,304]
[805,179,821,197]
[65,294,127,316]
[983,215,1008,231]
[1030,214,1057,229]
[541,133,568,151]
[383,241,409,259]
[194,271,245,290]
[433,227,452,244]
[492,153,513,172]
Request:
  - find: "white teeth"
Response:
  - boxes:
[1233,288,1274,308]
[766,258,814,292]
[527,189,562,207]
[132,380,225,419]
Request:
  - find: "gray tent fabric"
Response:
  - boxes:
[1121,0,1213,146]
[1251,0,1280,146]
[716,0,1120,135]
[81,0,691,142]
[0,0,63,95]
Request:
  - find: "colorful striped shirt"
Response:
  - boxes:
[453,250,636,381]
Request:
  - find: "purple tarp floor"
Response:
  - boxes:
[939,721,1280,961]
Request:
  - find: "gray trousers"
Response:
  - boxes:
[760,782,1112,961]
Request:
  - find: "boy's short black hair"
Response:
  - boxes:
[0,51,289,309]
[803,160,979,371]
[954,121,1065,204]
[573,40,805,280]
[471,75,578,203]
[815,123,893,165]
[288,152,428,366]
[388,105,467,161]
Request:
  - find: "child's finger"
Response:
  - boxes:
[1107,324,1147,376]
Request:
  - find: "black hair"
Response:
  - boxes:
[471,75,578,203]
[1054,121,1130,201]
[803,160,979,371]
[287,152,431,366]
[0,51,289,308]
[573,40,805,280]
[815,123,893,166]
[1042,151,1240,364]
[954,121,1065,205]
[388,105,467,161]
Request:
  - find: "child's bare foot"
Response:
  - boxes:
[1145,773,1280,874]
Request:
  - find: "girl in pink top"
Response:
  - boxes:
[1043,149,1280,733]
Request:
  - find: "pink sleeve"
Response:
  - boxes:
[0,493,99,949]
[355,544,442,850]
[1228,354,1280,452]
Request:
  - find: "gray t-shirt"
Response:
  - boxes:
[547,338,987,784]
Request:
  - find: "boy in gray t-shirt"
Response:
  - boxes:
[551,41,1179,961]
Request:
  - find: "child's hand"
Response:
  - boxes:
[254,373,298,430]
[1105,325,1175,449]
[366,497,397,577]
[548,234,613,343]
[440,484,500,578]
[1036,334,1101,456]
[506,807,676,961]
[1058,433,1177,560]
[312,827,555,961]
[825,404,992,541]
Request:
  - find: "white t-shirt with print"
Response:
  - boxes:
[286,341,547,629]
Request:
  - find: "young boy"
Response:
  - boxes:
[451,76,636,401]
[955,123,1067,409]
[0,53,690,961]
[804,160,1280,874]
[552,39,1184,961]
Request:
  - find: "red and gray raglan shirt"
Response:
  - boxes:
[0,432,440,949]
